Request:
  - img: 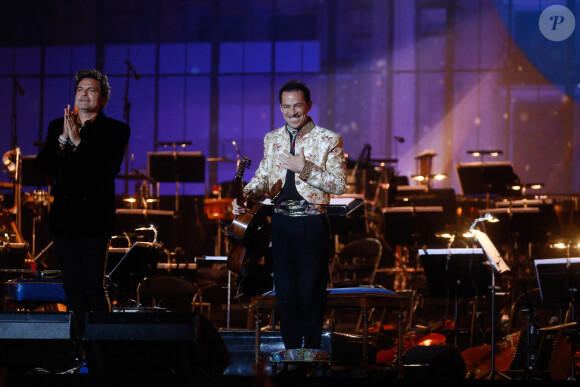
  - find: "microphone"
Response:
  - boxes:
[125,60,141,80]
[394,136,405,143]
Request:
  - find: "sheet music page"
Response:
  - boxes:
[470,229,510,274]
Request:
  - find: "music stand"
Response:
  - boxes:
[456,161,520,199]
[20,155,50,188]
[383,206,445,247]
[419,248,489,298]
[419,247,489,347]
[148,152,205,212]
[535,258,580,307]
[106,241,160,304]
[535,257,580,380]
[478,207,542,248]
[470,228,510,379]
[20,155,52,259]
[115,209,174,247]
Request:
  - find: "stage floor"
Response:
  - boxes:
[3,373,576,387]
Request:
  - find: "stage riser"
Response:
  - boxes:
[0,311,230,377]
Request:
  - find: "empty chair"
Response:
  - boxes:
[136,275,202,313]
[331,238,382,288]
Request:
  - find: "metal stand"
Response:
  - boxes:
[203,255,232,330]
[469,221,511,380]
[484,268,511,380]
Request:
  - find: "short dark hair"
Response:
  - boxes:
[278,79,311,104]
[74,69,111,106]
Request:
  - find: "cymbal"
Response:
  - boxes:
[0,182,14,189]
[207,157,235,163]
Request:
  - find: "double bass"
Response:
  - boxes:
[226,156,270,276]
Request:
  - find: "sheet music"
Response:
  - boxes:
[470,229,510,274]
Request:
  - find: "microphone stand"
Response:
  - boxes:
[123,60,140,196]
[11,77,25,233]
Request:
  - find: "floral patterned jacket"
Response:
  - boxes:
[244,119,346,204]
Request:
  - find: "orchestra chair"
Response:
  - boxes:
[136,274,207,315]
[330,237,382,288]
[329,238,385,333]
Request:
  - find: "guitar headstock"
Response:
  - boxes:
[235,156,251,180]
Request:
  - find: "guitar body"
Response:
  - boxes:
[225,156,271,276]
[227,202,270,275]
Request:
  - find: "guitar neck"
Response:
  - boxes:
[233,156,250,204]
[234,176,244,204]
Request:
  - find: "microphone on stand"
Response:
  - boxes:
[394,136,405,143]
[125,60,141,80]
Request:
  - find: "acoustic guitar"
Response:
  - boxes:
[226,156,270,276]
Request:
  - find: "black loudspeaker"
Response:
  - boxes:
[403,345,466,380]
[82,312,230,377]
[0,312,78,373]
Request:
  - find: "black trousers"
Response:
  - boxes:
[53,235,111,333]
[271,212,329,349]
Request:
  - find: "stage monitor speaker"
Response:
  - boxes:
[0,312,78,373]
[403,345,465,380]
[82,312,230,377]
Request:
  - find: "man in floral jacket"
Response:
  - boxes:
[233,79,346,350]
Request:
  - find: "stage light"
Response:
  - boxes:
[411,174,447,182]
[467,150,503,157]
[467,150,503,163]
